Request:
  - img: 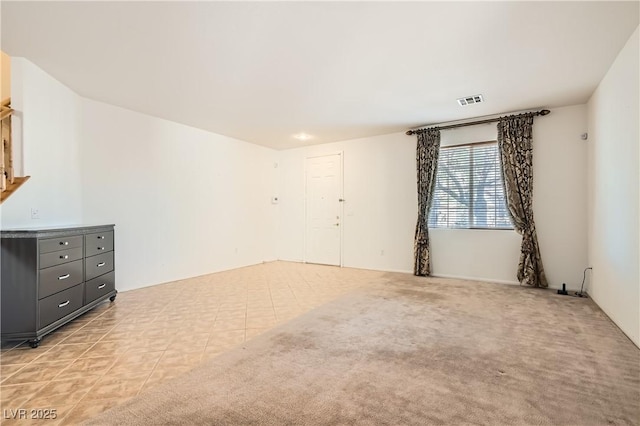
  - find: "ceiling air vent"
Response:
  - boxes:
[457,94,484,106]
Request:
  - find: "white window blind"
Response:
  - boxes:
[428,141,513,229]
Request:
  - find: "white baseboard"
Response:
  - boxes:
[275,259,526,285]
[588,291,640,349]
[430,273,520,286]
[346,265,414,275]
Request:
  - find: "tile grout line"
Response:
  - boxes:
[134,350,167,397]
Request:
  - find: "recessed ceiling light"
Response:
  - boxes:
[293,133,312,141]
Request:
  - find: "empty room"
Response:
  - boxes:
[0,1,638,425]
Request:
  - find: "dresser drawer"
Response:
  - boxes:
[85,271,115,304]
[85,231,114,257]
[40,247,83,269]
[39,260,84,299]
[85,252,114,281]
[39,284,83,328]
[39,235,83,254]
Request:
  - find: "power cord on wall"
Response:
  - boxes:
[557,267,592,297]
[573,267,592,298]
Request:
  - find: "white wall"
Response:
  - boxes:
[532,105,589,289]
[587,26,639,346]
[0,58,83,228]
[278,133,416,273]
[278,105,588,288]
[80,99,279,291]
[0,58,279,293]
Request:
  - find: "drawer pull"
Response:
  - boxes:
[58,273,71,280]
[97,283,106,289]
[58,300,70,308]
[97,236,105,239]
[59,241,69,246]
[97,247,105,251]
[60,255,69,260]
[97,262,106,267]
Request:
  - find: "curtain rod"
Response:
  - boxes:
[405,109,550,135]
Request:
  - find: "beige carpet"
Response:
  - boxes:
[87,273,640,425]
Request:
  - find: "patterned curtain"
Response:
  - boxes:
[414,129,441,276]
[497,115,548,288]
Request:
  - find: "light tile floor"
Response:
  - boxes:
[0,261,386,425]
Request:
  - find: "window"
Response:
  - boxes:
[428,141,512,229]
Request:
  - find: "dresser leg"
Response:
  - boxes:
[28,338,41,348]
[109,294,117,302]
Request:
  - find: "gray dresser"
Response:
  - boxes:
[1,224,117,347]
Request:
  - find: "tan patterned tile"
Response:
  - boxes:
[274,310,305,321]
[208,329,245,342]
[184,323,214,334]
[271,301,297,309]
[27,385,90,408]
[215,309,246,319]
[56,397,121,425]
[32,343,94,363]
[79,322,118,333]
[83,375,147,400]
[125,338,170,353]
[1,361,71,386]
[106,359,157,378]
[206,342,244,355]
[53,357,116,381]
[156,350,203,369]
[1,348,52,365]
[56,331,104,345]
[0,364,28,384]
[212,317,246,330]
[36,332,76,349]
[116,351,164,364]
[34,376,98,395]
[144,366,192,388]
[202,347,226,360]
[218,303,247,311]
[246,306,276,316]
[99,328,143,339]
[246,316,277,329]
[0,382,49,406]
[79,340,131,358]
[245,328,269,340]
[135,329,174,340]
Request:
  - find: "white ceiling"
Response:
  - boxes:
[1,1,638,149]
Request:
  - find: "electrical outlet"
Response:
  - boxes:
[30,208,40,220]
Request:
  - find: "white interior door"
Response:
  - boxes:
[305,153,342,266]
